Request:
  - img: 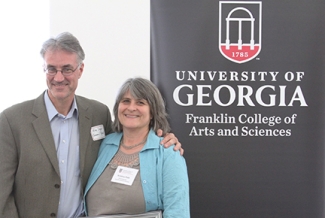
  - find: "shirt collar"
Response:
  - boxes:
[44,91,78,121]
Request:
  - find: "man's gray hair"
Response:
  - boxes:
[40,32,85,63]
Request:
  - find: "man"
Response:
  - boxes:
[0,32,182,218]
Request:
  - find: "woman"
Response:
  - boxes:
[84,77,190,217]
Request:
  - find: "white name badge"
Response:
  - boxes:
[111,166,139,186]
[90,124,105,141]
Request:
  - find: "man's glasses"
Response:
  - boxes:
[44,64,80,76]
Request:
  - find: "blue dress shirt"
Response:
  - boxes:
[44,92,83,218]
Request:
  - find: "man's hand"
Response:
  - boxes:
[157,129,184,155]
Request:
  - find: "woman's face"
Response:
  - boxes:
[118,91,152,132]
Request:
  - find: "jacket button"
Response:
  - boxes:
[50,213,56,217]
[54,184,60,188]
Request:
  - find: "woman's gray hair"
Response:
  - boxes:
[40,32,85,63]
[113,77,171,133]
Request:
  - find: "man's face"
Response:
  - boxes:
[44,49,83,105]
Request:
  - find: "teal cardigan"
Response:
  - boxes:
[84,129,190,218]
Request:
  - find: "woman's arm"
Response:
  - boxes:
[161,148,190,217]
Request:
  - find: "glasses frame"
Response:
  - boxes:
[44,63,81,76]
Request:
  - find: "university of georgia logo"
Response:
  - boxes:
[219,1,262,64]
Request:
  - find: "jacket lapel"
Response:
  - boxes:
[76,96,92,182]
[32,93,60,176]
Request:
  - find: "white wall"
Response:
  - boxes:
[50,0,150,115]
[0,1,50,112]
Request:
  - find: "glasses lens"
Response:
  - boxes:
[62,68,74,76]
[46,68,57,75]
[44,64,80,76]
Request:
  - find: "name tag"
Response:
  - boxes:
[111,166,139,186]
[90,124,105,141]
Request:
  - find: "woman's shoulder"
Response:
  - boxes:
[102,132,122,146]
[105,132,120,139]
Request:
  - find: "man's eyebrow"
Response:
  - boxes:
[45,64,55,68]
[45,64,73,68]
[62,64,74,68]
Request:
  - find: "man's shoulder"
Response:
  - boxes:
[2,98,37,114]
[75,96,111,124]
[0,98,40,125]
[75,95,107,108]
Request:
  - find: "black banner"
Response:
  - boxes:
[151,0,325,217]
